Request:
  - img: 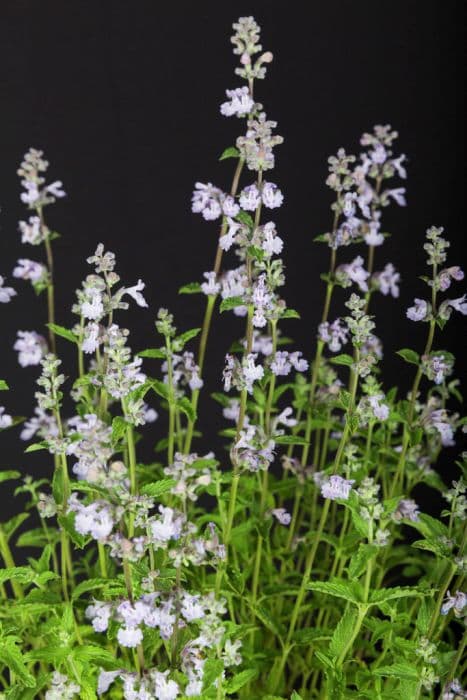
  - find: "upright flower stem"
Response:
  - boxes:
[270,354,360,689]
[38,207,57,354]
[184,156,246,454]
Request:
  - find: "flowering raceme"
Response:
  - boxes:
[0,14,465,700]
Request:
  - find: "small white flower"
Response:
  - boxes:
[239,184,261,211]
[272,508,291,525]
[82,322,100,354]
[14,330,46,366]
[385,187,406,206]
[261,181,283,208]
[124,279,148,308]
[201,271,220,296]
[368,394,389,421]
[321,475,354,501]
[373,263,400,298]
[448,295,467,315]
[261,221,283,256]
[407,298,428,322]
[222,195,240,217]
[0,407,13,429]
[219,217,241,251]
[0,275,17,303]
[12,258,47,283]
[220,86,254,117]
[18,215,43,244]
[117,625,143,648]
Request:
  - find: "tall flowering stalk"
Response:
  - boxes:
[0,15,466,700]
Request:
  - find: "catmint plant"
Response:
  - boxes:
[0,15,465,700]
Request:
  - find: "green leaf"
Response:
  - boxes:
[220,296,246,313]
[0,566,35,586]
[46,322,78,344]
[224,669,258,693]
[329,606,359,657]
[0,638,35,687]
[138,348,166,359]
[111,415,128,443]
[372,663,418,681]
[329,353,355,367]
[175,327,202,347]
[0,379,9,390]
[0,470,21,484]
[307,579,364,605]
[348,544,378,580]
[2,513,29,540]
[58,513,88,549]
[178,282,202,294]
[151,378,169,400]
[140,478,176,498]
[236,210,254,228]
[274,435,309,446]
[291,692,304,700]
[202,658,224,689]
[72,577,110,600]
[253,603,284,637]
[73,645,121,669]
[219,146,240,161]
[369,586,423,606]
[281,308,301,320]
[24,441,48,453]
[396,348,420,365]
[177,396,197,422]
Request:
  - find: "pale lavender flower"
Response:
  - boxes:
[321,475,354,501]
[235,424,275,471]
[85,601,112,632]
[123,279,148,308]
[276,406,297,427]
[45,672,80,700]
[150,506,184,547]
[219,218,241,251]
[318,319,349,352]
[373,263,400,298]
[220,267,248,315]
[14,330,47,367]
[68,495,114,541]
[441,590,467,617]
[385,187,406,206]
[191,182,223,220]
[0,275,16,303]
[270,350,291,376]
[242,353,264,392]
[239,183,261,211]
[20,406,58,441]
[438,266,464,291]
[428,409,455,446]
[272,508,291,525]
[222,195,240,217]
[368,394,390,421]
[252,274,273,327]
[337,256,370,292]
[201,271,220,296]
[393,498,420,522]
[117,626,143,648]
[448,295,467,315]
[12,258,47,283]
[220,86,254,117]
[261,181,283,208]
[364,218,385,247]
[18,215,43,244]
[0,407,13,429]
[82,322,100,354]
[442,679,467,700]
[250,330,273,356]
[261,221,283,256]
[407,298,428,322]
[422,353,453,385]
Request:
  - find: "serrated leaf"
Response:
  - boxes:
[307,579,364,605]
[219,146,240,161]
[140,479,176,498]
[253,603,283,637]
[46,322,78,344]
[348,544,378,580]
[0,638,35,687]
[372,662,418,680]
[369,586,423,605]
[178,282,202,294]
[177,396,197,422]
[329,353,354,367]
[396,348,420,365]
[220,296,246,313]
[111,415,127,443]
[236,210,254,227]
[138,348,166,359]
[73,645,120,669]
[0,566,35,586]
[329,606,358,657]
[224,668,258,693]
[72,577,110,600]
[202,658,224,689]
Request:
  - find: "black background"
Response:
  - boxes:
[0,1,465,519]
